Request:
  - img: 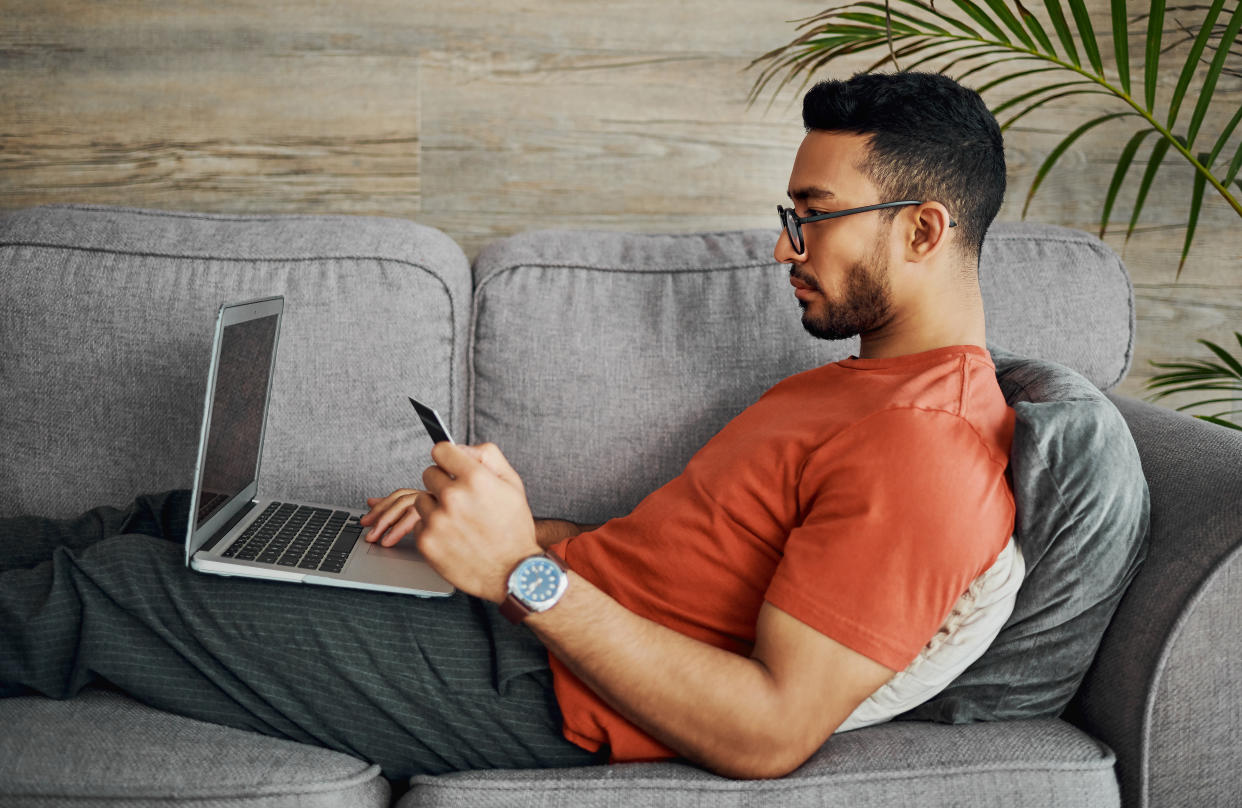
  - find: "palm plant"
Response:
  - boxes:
[1145,332,1242,429]
[746,0,1242,428]
[745,0,1242,276]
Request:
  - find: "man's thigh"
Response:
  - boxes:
[0,531,594,778]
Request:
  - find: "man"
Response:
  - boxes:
[0,71,1013,781]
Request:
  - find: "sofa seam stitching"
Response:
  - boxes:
[1139,537,1242,808]
[473,260,783,296]
[412,757,1118,794]
[8,762,384,800]
[31,203,411,224]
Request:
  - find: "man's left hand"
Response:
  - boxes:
[362,442,540,604]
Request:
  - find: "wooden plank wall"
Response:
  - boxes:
[3,0,1239,409]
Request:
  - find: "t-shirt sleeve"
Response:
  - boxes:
[764,406,1014,671]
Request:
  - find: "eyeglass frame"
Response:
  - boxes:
[777,201,957,255]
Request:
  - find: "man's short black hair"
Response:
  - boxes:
[802,71,1005,262]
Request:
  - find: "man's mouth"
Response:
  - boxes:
[789,275,815,291]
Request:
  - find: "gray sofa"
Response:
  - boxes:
[1,204,1239,807]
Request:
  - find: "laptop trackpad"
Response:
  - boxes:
[365,540,427,562]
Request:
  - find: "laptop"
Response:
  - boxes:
[185,294,455,597]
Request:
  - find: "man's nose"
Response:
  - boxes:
[773,228,806,265]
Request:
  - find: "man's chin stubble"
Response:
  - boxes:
[798,294,893,341]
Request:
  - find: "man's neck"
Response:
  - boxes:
[857,289,987,360]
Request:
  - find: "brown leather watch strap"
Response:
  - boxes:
[499,593,530,624]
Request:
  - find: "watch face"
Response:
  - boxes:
[512,556,566,610]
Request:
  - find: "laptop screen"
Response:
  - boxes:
[195,313,279,526]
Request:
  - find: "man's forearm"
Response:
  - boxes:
[524,571,800,779]
[533,518,601,549]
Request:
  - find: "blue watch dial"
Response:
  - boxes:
[511,556,566,609]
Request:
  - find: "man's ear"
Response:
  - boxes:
[903,202,954,263]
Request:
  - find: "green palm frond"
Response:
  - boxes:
[1145,333,1242,430]
[1142,4,1242,78]
[746,0,1242,277]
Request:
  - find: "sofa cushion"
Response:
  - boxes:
[0,688,389,807]
[469,222,1135,525]
[0,205,472,520]
[900,346,1150,723]
[977,223,1134,391]
[469,228,845,524]
[402,718,1118,807]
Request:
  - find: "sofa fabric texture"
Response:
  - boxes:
[1076,396,1242,808]
[6,204,1240,808]
[0,688,390,807]
[402,719,1119,808]
[976,225,1134,391]
[0,205,472,521]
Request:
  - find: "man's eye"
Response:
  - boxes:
[807,209,825,216]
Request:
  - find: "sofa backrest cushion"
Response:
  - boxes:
[469,222,1135,524]
[469,228,842,523]
[898,345,1150,723]
[0,205,472,519]
[977,223,1133,391]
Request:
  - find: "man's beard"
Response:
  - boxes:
[796,243,893,341]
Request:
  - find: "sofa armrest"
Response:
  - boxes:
[1071,394,1242,808]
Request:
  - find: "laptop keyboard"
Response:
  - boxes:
[220,502,362,575]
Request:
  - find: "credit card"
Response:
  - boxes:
[408,397,456,445]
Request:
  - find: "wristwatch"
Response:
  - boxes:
[500,549,570,624]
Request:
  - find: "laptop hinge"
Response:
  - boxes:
[199,500,258,553]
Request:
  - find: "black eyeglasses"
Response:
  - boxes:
[777,201,957,255]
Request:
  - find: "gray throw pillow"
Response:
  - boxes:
[898,345,1150,723]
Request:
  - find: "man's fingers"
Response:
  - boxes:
[380,508,425,547]
[414,492,437,520]
[477,442,522,488]
[361,488,421,524]
[422,464,453,497]
[430,442,523,492]
[379,493,438,547]
[363,491,423,542]
[429,442,478,480]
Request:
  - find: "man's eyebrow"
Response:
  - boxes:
[787,187,836,202]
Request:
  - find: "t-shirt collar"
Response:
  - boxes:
[837,344,993,370]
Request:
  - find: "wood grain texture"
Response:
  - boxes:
[1,3,423,213]
[1,0,1239,413]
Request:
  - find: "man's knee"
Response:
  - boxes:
[121,489,193,542]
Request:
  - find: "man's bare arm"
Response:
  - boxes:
[534,518,602,549]
[525,573,895,779]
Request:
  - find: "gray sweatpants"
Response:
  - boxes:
[0,490,604,779]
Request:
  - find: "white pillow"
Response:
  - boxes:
[837,535,1025,732]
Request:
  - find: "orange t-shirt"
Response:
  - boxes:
[549,344,1016,762]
